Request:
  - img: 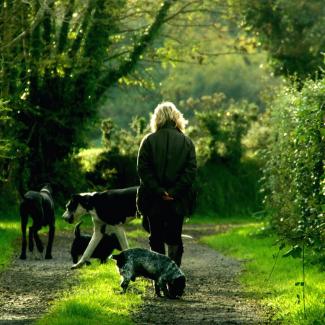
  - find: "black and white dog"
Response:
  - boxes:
[62,186,138,269]
[19,184,55,260]
[71,221,122,264]
[112,248,186,299]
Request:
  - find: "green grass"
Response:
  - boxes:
[37,260,147,325]
[0,218,20,271]
[37,226,149,325]
[196,160,263,217]
[201,223,325,324]
[188,213,261,225]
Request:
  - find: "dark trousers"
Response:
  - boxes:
[147,200,184,256]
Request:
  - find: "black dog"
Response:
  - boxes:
[112,248,186,299]
[71,221,122,264]
[19,184,55,260]
[62,186,139,269]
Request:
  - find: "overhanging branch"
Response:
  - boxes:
[96,0,175,99]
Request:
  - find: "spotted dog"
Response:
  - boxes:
[71,221,122,264]
[19,184,55,260]
[112,248,186,299]
[62,186,137,269]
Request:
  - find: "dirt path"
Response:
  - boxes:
[0,224,271,324]
[132,224,271,324]
[0,232,77,325]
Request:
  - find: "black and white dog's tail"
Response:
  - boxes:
[74,221,83,239]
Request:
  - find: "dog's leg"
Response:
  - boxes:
[107,225,128,250]
[120,277,130,293]
[33,224,44,255]
[71,218,103,269]
[157,277,169,298]
[120,269,132,293]
[31,203,44,255]
[20,203,28,260]
[45,224,55,259]
[154,281,162,297]
[28,226,34,252]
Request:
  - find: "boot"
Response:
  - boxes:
[168,244,183,267]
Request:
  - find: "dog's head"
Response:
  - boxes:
[62,194,92,224]
[168,275,186,299]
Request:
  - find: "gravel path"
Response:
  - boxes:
[0,232,77,325]
[132,224,271,324]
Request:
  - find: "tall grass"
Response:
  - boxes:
[201,223,325,324]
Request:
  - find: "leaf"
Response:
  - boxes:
[283,245,302,258]
[295,282,304,286]
[320,128,325,137]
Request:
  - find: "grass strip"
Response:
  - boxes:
[36,260,146,325]
[0,219,20,272]
[201,223,325,324]
[36,226,148,325]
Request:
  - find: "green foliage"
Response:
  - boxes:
[83,116,149,189]
[261,78,325,252]
[97,0,280,131]
[80,89,263,215]
[0,98,31,196]
[202,223,325,323]
[52,156,88,205]
[78,101,263,217]
[195,160,262,217]
[183,93,259,165]
[161,54,278,108]
[235,0,325,80]
[0,0,174,195]
[241,111,273,160]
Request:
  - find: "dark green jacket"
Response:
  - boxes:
[136,122,197,216]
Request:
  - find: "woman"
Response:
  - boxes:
[137,101,197,266]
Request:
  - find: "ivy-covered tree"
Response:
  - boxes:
[0,0,180,194]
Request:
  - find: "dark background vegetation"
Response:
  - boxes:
[0,0,324,257]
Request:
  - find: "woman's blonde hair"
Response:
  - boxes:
[150,101,188,132]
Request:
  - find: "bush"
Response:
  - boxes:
[262,78,325,251]
[196,160,263,217]
[182,92,259,165]
[83,117,148,190]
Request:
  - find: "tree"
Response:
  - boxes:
[232,0,325,80]
[0,0,178,194]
